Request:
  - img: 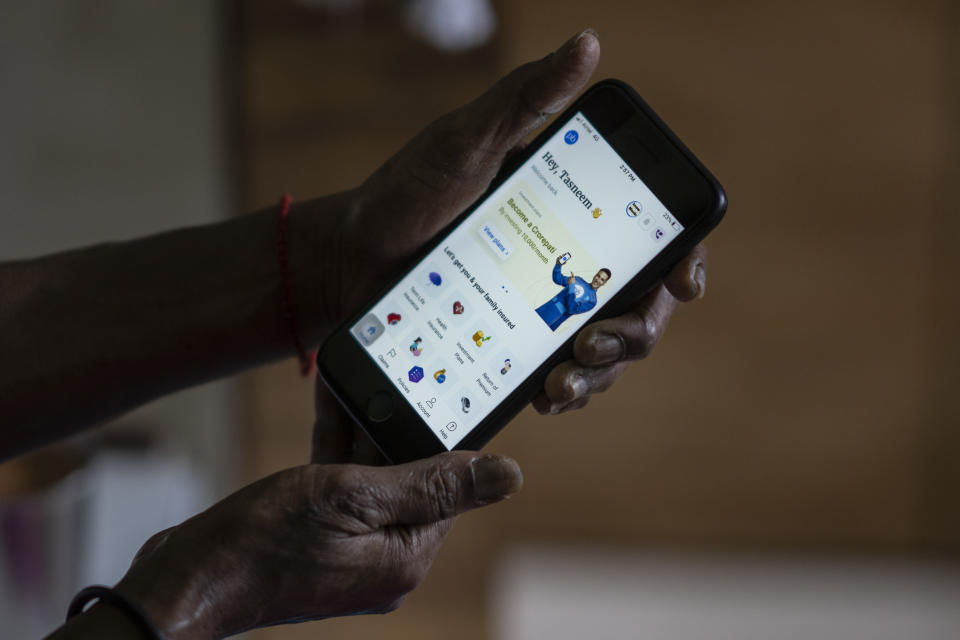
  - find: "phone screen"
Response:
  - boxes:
[351,112,684,447]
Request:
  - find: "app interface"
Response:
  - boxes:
[352,113,683,447]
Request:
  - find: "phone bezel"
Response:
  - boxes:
[317,79,726,463]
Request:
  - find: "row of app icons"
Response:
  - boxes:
[404,354,514,385]
[355,310,496,354]
[371,322,517,388]
[353,264,476,347]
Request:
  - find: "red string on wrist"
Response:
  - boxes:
[277,194,316,376]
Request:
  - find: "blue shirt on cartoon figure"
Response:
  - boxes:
[535,259,611,331]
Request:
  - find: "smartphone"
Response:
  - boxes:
[318,80,726,463]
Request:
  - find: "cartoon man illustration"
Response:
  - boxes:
[535,255,611,331]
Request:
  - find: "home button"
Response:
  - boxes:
[367,391,394,423]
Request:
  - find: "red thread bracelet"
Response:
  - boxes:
[277,194,316,376]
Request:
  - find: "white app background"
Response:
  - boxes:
[353,113,683,447]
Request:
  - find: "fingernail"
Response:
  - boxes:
[560,28,599,55]
[592,334,623,363]
[694,263,706,299]
[576,27,600,43]
[569,373,588,399]
[472,455,523,502]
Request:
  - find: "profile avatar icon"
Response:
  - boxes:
[472,330,491,347]
[433,369,447,384]
[500,359,512,375]
[409,337,423,356]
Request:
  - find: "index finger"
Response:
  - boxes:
[572,245,708,365]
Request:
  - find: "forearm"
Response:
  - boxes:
[0,192,352,459]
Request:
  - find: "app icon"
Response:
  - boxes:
[639,215,653,228]
[387,312,401,325]
[452,300,464,315]
[652,227,665,242]
[409,337,423,356]
[460,396,471,413]
[387,348,397,358]
[564,129,579,145]
[428,271,442,286]
[472,330,491,347]
[445,421,458,432]
[425,397,437,409]
[500,359,512,375]
[408,366,424,383]
[433,369,447,384]
[626,201,642,217]
[592,207,602,219]
[352,313,385,346]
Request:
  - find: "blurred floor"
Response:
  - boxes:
[237,0,959,638]
[493,547,960,640]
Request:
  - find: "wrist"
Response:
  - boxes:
[285,190,358,347]
[112,529,226,640]
[113,577,213,640]
[49,601,152,640]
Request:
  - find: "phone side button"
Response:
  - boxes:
[367,391,394,423]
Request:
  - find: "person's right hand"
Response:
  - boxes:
[302,29,707,422]
[109,453,522,638]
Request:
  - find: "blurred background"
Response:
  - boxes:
[1,0,958,638]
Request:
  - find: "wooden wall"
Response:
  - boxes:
[236,1,959,638]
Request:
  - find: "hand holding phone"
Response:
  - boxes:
[311,31,714,464]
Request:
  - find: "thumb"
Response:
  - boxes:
[363,452,523,527]
[359,29,600,242]
[455,28,601,162]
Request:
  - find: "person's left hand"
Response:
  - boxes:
[108,452,522,638]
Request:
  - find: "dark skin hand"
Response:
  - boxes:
[48,452,523,639]
[312,29,707,459]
